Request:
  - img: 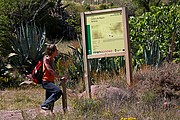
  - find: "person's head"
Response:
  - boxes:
[45,44,58,57]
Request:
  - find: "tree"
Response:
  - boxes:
[132,0,180,15]
[132,0,162,15]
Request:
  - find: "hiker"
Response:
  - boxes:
[41,44,66,112]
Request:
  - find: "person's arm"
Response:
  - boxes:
[44,57,67,81]
[44,58,60,78]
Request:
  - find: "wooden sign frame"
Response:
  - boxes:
[81,7,132,98]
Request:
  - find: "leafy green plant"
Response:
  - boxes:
[0,57,22,89]
[0,71,22,90]
[130,4,180,69]
[143,41,162,66]
[0,0,49,57]
[8,22,46,74]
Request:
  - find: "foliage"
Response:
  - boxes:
[90,57,124,75]
[56,40,126,87]
[0,0,48,55]
[0,70,22,90]
[0,0,50,86]
[56,40,84,89]
[132,0,180,15]
[98,3,114,9]
[0,0,74,59]
[35,0,76,41]
[0,57,18,89]
[0,57,7,76]
[94,0,138,15]
[63,2,84,36]
[72,98,102,115]
[0,0,15,57]
[129,4,180,69]
[8,22,46,74]
[132,0,162,12]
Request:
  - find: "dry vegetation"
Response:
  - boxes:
[0,62,179,119]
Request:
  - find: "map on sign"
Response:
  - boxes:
[85,11,124,55]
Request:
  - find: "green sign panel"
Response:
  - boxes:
[85,11,124,55]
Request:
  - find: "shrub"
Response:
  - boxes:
[0,70,22,89]
[133,62,180,104]
[72,98,102,115]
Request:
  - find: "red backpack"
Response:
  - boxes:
[32,60,46,84]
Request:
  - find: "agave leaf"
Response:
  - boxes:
[144,46,148,65]
[8,22,46,73]
[19,23,29,61]
[8,53,18,58]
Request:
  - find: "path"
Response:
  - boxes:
[0,106,72,120]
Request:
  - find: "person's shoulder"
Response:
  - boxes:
[43,55,50,62]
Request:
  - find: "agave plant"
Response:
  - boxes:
[64,38,126,82]
[143,41,162,66]
[89,56,123,75]
[8,22,46,74]
[67,44,84,79]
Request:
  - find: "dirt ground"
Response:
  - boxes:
[0,106,71,120]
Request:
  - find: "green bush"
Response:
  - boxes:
[0,71,22,89]
[130,4,180,69]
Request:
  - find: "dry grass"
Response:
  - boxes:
[56,40,80,54]
[70,62,180,120]
[0,86,66,112]
[0,87,45,110]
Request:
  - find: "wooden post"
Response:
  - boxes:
[61,80,67,113]
[123,7,132,86]
[81,12,91,98]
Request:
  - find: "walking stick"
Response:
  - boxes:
[61,77,67,114]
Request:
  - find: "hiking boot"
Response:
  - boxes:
[41,105,50,110]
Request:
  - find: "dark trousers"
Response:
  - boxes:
[41,81,62,111]
[46,90,54,111]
